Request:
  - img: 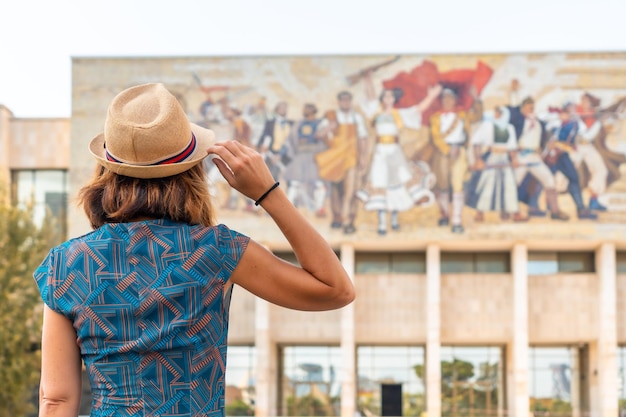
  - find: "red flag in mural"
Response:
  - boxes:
[382,60,493,125]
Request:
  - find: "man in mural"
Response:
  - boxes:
[508,97,569,220]
[572,92,626,211]
[358,71,440,235]
[315,91,369,234]
[258,101,293,181]
[243,97,269,150]
[284,103,328,218]
[428,88,470,234]
[219,106,256,211]
[467,106,528,222]
[543,102,597,220]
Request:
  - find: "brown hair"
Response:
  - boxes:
[78,163,215,229]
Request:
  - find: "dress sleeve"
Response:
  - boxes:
[33,249,60,313]
[215,224,250,282]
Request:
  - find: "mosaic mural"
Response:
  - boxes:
[72,54,626,241]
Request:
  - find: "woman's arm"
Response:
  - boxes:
[416,84,442,113]
[39,305,82,417]
[207,141,355,311]
[362,70,376,102]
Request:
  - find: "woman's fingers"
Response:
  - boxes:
[207,141,275,199]
[207,141,241,165]
[211,157,235,184]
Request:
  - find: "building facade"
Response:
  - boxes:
[3,53,626,417]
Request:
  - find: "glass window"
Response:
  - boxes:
[357,346,425,417]
[281,346,341,416]
[440,252,510,274]
[11,169,68,237]
[528,252,595,274]
[558,252,594,273]
[617,346,626,417]
[528,252,559,275]
[616,253,626,274]
[529,346,580,415]
[275,251,300,266]
[356,252,426,274]
[439,346,503,417]
[225,346,256,416]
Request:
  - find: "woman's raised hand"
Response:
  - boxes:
[207,141,276,202]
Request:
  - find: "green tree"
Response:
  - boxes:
[0,188,61,417]
[286,394,330,416]
[441,359,474,384]
[225,399,254,416]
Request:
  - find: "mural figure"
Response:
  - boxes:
[357,71,440,235]
[574,93,626,208]
[258,101,293,181]
[543,103,598,219]
[284,103,328,217]
[166,54,626,237]
[510,97,570,220]
[243,97,269,150]
[427,89,470,233]
[572,93,609,211]
[220,106,255,211]
[467,106,527,222]
[315,91,369,234]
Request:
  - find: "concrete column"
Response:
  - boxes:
[340,243,356,417]
[426,244,441,417]
[588,342,599,417]
[593,243,618,417]
[255,297,277,417]
[509,244,529,417]
[571,347,581,417]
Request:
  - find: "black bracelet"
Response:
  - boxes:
[255,182,280,206]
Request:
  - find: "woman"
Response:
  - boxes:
[34,83,354,416]
[466,106,527,222]
[358,71,440,235]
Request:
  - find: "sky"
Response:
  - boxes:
[2,0,626,118]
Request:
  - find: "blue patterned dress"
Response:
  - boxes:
[34,219,250,416]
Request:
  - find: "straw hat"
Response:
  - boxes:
[89,83,215,179]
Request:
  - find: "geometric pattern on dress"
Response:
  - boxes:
[34,219,249,416]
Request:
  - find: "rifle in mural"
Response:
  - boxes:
[469,162,541,171]
[345,55,401,86]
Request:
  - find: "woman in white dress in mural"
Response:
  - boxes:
[467,106,528,222]
[358,71,440,235]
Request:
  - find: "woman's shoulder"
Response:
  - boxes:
[48,227,106,254]
[187,222,249,245]
[52,220,248,256]
[139,219,249,245]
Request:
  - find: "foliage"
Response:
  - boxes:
[403,392,425,417]
[442,359,475,383]
[286,394,331,416]
[415,360,500,416]
[0,188,61,417]
[225,399,254,416]
[530,398,573,414]
[414,359,476,383]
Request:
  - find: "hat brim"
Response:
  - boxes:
[88,123,215,179]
